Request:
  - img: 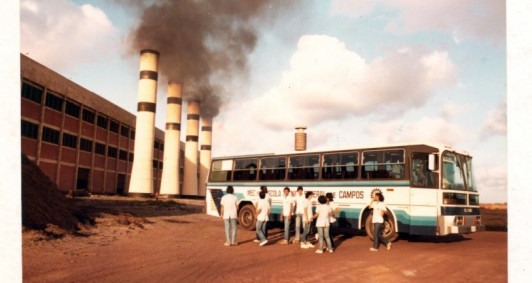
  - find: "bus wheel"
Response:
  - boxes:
[238,204,256,231]
[365,212,399,242]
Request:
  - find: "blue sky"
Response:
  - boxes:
[20,0,507,203]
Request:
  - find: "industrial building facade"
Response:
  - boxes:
[20,54,184,195]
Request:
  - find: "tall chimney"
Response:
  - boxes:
[129,49,160,197]
[295,126,307,151]
[159,82,183,197]
[182,101,200,196]
[199,116,212,196]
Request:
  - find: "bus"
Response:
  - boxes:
[205,143,484,241]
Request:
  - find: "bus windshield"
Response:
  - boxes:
[442,152,477,192]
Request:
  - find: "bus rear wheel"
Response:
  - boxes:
[238,204,256,231]
[365,212,399,242]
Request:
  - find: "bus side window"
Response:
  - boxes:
[412,153,437,188]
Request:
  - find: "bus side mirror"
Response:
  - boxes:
[428,154,436,171]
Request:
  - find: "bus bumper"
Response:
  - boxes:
[448,224,485,234]
[439,215,486,235]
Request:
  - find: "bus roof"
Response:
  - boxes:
[212,142,471,160]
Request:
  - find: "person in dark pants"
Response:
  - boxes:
[369,192,391,251]
[326,192,340,249]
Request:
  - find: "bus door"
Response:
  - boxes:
[409,152,439,235]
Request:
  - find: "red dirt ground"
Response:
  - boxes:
[21,155,507,282]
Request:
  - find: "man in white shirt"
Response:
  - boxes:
[326,192,340,249]
[254,186,272,243]
[255,191,270,246]
[369,192,391,251]
[279,187,294,244]
[294,186,306,244]
[301,191,315,249]
[220,186,238,246]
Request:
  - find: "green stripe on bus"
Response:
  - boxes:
[394,210,437,226]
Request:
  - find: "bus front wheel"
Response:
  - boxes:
[365,212,399,242]
[238,204,256,231]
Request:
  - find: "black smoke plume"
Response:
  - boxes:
[124,0,294,117]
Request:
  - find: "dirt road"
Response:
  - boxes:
[23,198,507,283]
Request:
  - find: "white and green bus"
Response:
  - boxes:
[205,143,484,241]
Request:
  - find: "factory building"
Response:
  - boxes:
[20,54,187,195]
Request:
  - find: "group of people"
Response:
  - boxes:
[220,185,392,253]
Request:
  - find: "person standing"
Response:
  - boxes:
[294,186,306,244]
[301,191,315,249]
[220,186,238,246]
[255,191,270,246]
[254,186,271,243]
[279,187,294,244]
[369,192,392,251]
[313,195,333,254]
[326,192,340,250]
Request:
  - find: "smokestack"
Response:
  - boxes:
[295,126,307,151]
[129,49,160,197]
[159,82,183,197]
[199,116,213,196]
[182,101,200,196]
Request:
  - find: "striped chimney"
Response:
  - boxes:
[129,49,160,197]
[198,116,212,196]
[182,101,200,196]
[159,82,183,197]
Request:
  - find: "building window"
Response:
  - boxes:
[159,161,163,169]
[21,81,43,104]
[109,120,119,133]
[21,120,39,139]
[119,149,128,161]
[65,100,81,118]
[129,152,134,162]
[97,115,108,129]
[42,127,60,144]
[130,130,135,140]
[80,138,93,152]
[107,146,117,158]
[45,92,64,112]
[153,159,158,169]
[82,108,95,124]
[62,133,78,149]
[154,140,160,150]
[95,142,106,155]
[120,125,130,137]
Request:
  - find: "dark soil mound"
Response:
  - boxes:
[21,154,86,233]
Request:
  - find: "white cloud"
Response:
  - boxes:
[387,0,505,45]
[20,0,117,72]
[482,103,507,137]
[329,0,505,45]
[248,34,456,130]
[440,101,469,120]
[364,117,470,146]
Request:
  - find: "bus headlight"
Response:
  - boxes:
[474,216,481,225]
[454,216,464,226]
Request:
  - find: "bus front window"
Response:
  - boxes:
[464,157,477,192]
[442,152,466,190]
